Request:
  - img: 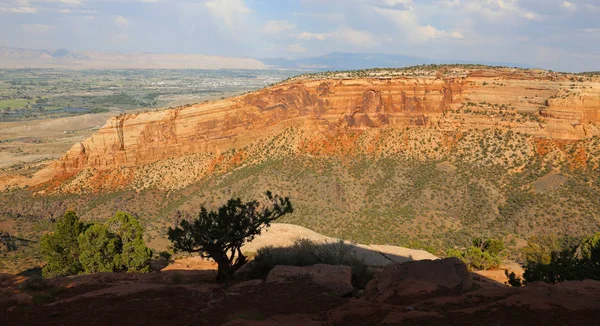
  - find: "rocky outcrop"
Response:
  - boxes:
[363,258,472,304]
[241,224,438,267]
[266,264,353,297]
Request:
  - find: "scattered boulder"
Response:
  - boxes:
[363,258,472,304]
[266,264,353,297]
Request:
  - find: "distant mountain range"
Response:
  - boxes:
[0,46,528,71]
[0,47,266,70]
[260,52,530,71]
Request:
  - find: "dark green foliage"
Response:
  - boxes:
[505,270,523,287]
[580,232,600,261]
[522,232,600,284]
[78,224,121,273]
[521,235,576,265]
[447,238,504,271]
[158,251,172,261]
[249,239,373,289]
[168,191,293,282]
[107,212,152,273]
[40,211,84,278]
[472,237,505,256]
[40,211,151,276]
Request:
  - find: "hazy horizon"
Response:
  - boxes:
[1,0,599,72]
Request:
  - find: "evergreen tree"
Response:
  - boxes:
[78,224,121,273]
[169,191,293,282]
[40,211,84,278]
[107,212,152,272]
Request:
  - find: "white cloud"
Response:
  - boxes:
[0,6,37,14]
[561,1,576,11]
[205,0,252,31]
[522,12,537,20]
[286,43,307,53]
[297,31,331,41]
[462,0,540,22]
[333,26,379,46]
[381,0,412,6]
[262,20,295,34]
[439,0,461,7]
[373,6,463,41]
[112,15,128,29]
[296,27,379,47]
[450,31,464,39]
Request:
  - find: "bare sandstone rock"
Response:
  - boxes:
[266,264,353,297]
[364,258,472,304]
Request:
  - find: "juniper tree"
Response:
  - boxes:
[168,191,293,282]
[40,211,84,278]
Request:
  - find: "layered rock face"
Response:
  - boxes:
[7,67,600,189]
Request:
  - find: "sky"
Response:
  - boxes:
[0,0,599,71]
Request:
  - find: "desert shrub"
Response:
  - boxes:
[169,191,293,282]
[522,235,575,265]
[505,271,523,287]
[40,211,84,278]
[447,238,504,271]
[249,238,373,289]
[78,224,121,273]
[580,232,600,261]
[78,212,152,274]
[107,212,152,273]
[0,231,17,252]
[159,251,172,261]
[522,232,600,284]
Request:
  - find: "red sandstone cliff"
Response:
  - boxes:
[3,67,600,190]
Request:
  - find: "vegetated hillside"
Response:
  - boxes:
[1,65,600,271]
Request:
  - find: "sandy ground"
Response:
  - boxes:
[0,112,114,169]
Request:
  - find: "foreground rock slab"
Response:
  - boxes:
[266,264,353,297]
[364,258,472,304]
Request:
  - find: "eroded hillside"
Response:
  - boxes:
[1,66,600,263]
[2,66,599,192]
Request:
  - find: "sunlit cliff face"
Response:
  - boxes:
[3,67,599,192]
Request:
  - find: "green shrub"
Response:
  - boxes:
[447,238,504,271]
[522,232,600,284]
[40,211,84,278]
[78,224,121,273]
[107,212,152,273]
[159,251,172,261]
[78,212,152,274]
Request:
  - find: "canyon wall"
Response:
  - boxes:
[5,68,600,189]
